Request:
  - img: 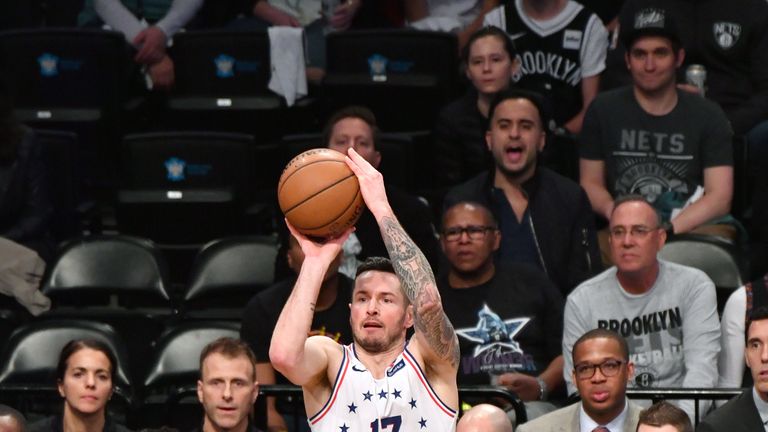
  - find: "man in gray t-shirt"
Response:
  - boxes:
[579,6,733,236]
[562,195,720,422]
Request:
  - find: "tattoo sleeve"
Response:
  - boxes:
[380,216,460,367]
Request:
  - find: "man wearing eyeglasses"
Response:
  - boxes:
[562,195,720,422]
[438,201,565,422]
[518,328,642,432]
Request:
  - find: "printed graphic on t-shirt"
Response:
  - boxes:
[713,22,742,49]
[513,52,581,87]
[456,304,533,375]
[612,128,694,202]
[597,307,684,388]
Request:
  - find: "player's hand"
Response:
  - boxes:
[285,219,351,264]
[496,373,540,402]
[133,26,167,64]
[329,0,360,31]
[254,1,301,27]
[344,148,392,218]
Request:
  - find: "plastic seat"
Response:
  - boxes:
[116,131,258,245]
[323,29,458,131]
[659,233,749,312]
[0,319,131,402]
[42,235,171,308]
[182,236,278,319]
[166,30,286,139]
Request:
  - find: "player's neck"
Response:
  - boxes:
[522,0,567,20]
[317,273,340,311]
[356,340,406,379]
[633,84,678,116]
[449,262,495,289]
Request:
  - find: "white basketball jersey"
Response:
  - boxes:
[308,343,457,432]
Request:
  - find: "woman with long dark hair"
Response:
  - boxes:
[28,339,131,432]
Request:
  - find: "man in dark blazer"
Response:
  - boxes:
[697,306,768,431]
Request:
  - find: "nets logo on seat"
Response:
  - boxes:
[165,157,186,181]
[213,54,261,78]
[36,53,83,77]
[164,157,213,182]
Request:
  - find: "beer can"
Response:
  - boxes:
[686,64,707,95]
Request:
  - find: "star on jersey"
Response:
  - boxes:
[339,424,349,432]
[392,388,402,399]
[363,391,373,401]
[347,403,357,413]
[456,304,530,356]
[409,398,417,409]
[419,418,427,428]
[378,390,388,399]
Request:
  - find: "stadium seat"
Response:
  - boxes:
[323,29,459,131]
[116,131,260,245]
[166,30,287,139]
[659,233,749,312]
[182,236,278,319]
[0,28,131,186]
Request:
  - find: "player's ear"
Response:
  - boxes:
[404,304,415,329]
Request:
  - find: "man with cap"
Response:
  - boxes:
[579,5,735,252]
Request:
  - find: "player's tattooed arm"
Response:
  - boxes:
[380,216,460,368]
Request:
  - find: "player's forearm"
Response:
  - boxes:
[379,215,460,365]
[581,180,614,220]
[538,355,564,391]
[269,258,327,370]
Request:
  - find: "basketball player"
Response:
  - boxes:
[270,148,460,431]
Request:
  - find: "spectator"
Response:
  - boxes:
[28,339,131,432]
[196,337,262,432]
[433,26,519,188]
[636,401,693,432]
[240,227,352,432]
[579,5,736,258]
[0,405,25,432]
[0,85,53,261]
[444,88,601,296]
[324,106,440,276]
[698,305,768,432]
[79,0,205,89]
[457,404,513,432]
[405,0,500,51]
[438,201,564,420]
[562,195,720,422]
[483,0,608,134]
[517,329,642,432]
[717,273,768,389]
[247,0,361,82]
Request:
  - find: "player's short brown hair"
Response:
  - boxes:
[199,337,257,381]
[637,401,692,432]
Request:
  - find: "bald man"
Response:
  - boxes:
[457,404,513,432]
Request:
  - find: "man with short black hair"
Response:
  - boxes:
[562,195,720,421]
[444,88,601,296]
[197,337,262,432]
[698,306,768,432]
[518,328,642,431]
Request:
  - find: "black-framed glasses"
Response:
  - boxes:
[442,225,496,242]
[574,359,625,380]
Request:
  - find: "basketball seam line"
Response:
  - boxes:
[292,187,362,231]
[282,173,357,215]
[278,160,347,195]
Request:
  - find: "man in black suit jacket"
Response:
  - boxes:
[697,306,768,431]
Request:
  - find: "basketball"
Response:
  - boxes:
[278,148,365,239]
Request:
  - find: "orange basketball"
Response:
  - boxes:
[277,148,365,239]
